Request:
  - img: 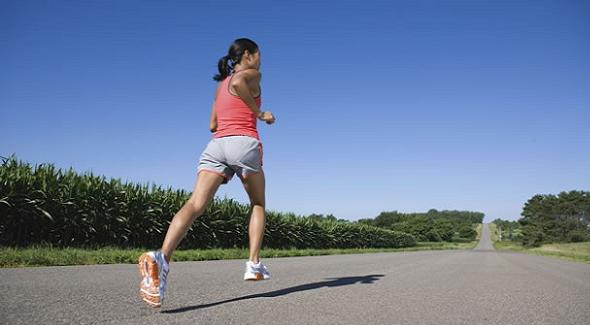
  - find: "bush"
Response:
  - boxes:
[458,226,477,240]
[450,236,472,243]
[425,230,441,242]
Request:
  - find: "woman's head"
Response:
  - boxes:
[213,38,260,81]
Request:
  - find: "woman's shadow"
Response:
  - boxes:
[162,274,384,314]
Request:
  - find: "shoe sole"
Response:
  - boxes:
[138,253,162,307]
[244,272,270,281]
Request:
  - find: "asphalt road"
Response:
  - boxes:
[1,224,589,324]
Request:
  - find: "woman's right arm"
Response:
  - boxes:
[231,70,275,124]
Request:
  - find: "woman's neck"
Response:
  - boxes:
[234,64,257,73]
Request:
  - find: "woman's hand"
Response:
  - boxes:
[258,111,276,124]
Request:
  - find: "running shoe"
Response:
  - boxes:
[243,260,271,281]
[138,251,169,307]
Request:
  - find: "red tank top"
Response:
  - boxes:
[213,73,261,140]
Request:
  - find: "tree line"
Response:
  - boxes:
[356,209,484,242]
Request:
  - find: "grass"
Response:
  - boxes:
[490,223,590,264]
[494,241,590,264]
[0,241,478,268]
[475,223,483,241]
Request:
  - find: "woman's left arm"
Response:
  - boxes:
[209,103,217,132]
[209,83,222,132]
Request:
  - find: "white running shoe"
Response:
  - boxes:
[138,251,169,307]
[243,260,271,281]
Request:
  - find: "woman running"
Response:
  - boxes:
[138,38,276,307]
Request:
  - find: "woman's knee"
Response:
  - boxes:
[250,201,265,209]
[187,197,208,215]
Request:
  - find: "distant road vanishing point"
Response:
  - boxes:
[2,224,589,324]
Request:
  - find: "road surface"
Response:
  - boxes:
[1,224,589,324]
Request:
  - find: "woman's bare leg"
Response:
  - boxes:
[161,171,224,263]
[241,171,266,263]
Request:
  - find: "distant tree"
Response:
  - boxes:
[492,219,521,241]
[356,218,375,226]
[521,225,544,247]
[519,191,590,245]
[373,211,403,228]
[308,213,338,222]
[433,219,455,241]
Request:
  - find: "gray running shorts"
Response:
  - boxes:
[197,135,263,184]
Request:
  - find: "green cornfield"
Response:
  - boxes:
[0,156,416,249]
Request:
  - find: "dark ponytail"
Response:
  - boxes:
[214,55,233,82]
[213,38,259,82]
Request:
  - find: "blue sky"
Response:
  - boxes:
[2,0,589,222]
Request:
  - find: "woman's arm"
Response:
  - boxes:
[209,83,222,132]
[209,103,217,132]
[231,70,275,124]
